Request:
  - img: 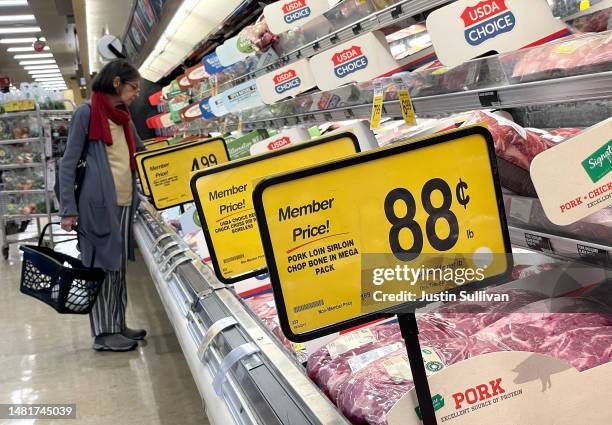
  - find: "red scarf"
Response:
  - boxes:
[89,91,137,170]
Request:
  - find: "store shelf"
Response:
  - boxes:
[0,110,70,119]
[509,226,612,268]
[134,201,349,425]
[0,189,47,195]
[0,137,40,146]
[192,70,612,132]
[3,213,53,219]
[0,163,44,170]
[225,0,450,89]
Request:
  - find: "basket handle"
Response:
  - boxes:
[39,222,97,269]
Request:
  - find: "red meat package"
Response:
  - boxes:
[461,111,555,170]
[307,324,403,401]
[469,297,612,371]
[335,338,471,425]
[512,32,612,79]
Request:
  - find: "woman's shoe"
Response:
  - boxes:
[93,333,138,351]
[121,327,147,340]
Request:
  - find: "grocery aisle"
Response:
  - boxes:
[0,250,208,425]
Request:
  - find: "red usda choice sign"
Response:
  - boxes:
[332,46,369,78]
[282,0,311,24]
[461,0,516,46]
[273,69,301,94]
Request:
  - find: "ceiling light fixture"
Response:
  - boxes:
[23,64,59,70]
[0,14,35,22]
[7,46,50,52]
[19,59,56,65]
[14,53,53,59]
[28,70,61,75]
[0,1,29,6]
[0,27,41,35]
[0,37,46,44]
[138,0,243,81]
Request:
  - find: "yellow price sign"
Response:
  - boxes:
[141,137,229,210]
[191,132,360,284]
[136,138,207,196]
[398,88,416,126]
[253,127,512,341]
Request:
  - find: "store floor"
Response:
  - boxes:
[0,247,209,425]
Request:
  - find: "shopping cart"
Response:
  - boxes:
[19,223,105,314]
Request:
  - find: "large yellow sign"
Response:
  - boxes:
[253,127,511,341]
[191,133,360,284]
[142,137,229,210]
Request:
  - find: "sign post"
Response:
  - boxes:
[252,127,512,423]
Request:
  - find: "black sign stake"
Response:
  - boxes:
[398,313,438,425]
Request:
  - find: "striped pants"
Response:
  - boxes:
[89,206,130,337]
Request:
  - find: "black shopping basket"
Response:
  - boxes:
[19,223,106,314]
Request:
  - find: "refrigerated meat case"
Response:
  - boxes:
[135,200,350,425]
[134,1,612,423]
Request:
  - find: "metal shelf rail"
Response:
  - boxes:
[134,200,349,425]
[183,70,612,133]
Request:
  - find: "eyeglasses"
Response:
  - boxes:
[124,80,140,93]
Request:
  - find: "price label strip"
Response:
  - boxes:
[141,137,229,210]
[136,138,209,197]
[191,132,360,284]
[253,126,512,341]
[394,77,416,127]
[370,80,384,130]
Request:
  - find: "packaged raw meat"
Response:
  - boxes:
[510,32,612,82]
[417,288,549,339]
[237,17,279,53]
[503,193,612,246]
[307,323,402,398]
[461,110,555,170]
[568,7,611,33]
[468,297,612,370]
[335,338,471,425]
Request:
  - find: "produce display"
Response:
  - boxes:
[4,194,50,216]
[1,168,45,191]
[0,117,39,140]
[0,145,42,165]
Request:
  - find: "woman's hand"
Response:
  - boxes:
[60,216,78,232]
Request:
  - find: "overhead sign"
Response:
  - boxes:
[426,0,570,67]
[142,138,229,210]
[530,117,612,225]
[253,127,511,341]
[309,31,400,91]
[256,58,317,104]
[191,133,361,284]
[263,0,333,34]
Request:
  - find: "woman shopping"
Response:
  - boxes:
[59,59,146,352]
